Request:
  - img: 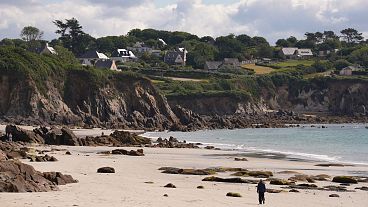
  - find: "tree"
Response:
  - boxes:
[334,59,351,70]
[256,45,273,58]
[341,28,364,44]
[187,42,218,68]
[276,39,290,47]
[20,26,43,42]
[349,46,368,67]
[53,18,94,55]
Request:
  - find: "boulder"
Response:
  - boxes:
[247,171,273,178]
[159,167,216,175]
[43,172,78,185]
[289,189,300,193]
[266,189,284,193]
[5,125,44,143]
[332,176,358,184]
[270,178,291,185]
[0,160,76,192]
[202,176,257,184]
[226,192,242,197]
[110,131,151,146]
[30,154,58,162]
[234,158,248,161]
[41,127,79,146]
[197,186,204,189]
[97,167,115,173]
[329,194,340,198]
[164,183,176,188]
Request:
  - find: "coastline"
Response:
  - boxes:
[0,146,367,207]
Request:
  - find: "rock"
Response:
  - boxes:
[128,150,144,156]
[164,183,176,188]
[204,146,215,150]
[97,151,111,155]
[65,151,72,155]
[234,158,248,161]
[163,194,168,197]
[159,167,216,175]
[329,194,340,198]
[266,189,284,193]
[247,171,273,178]
[144,181,154,184]
[332,176,358,184]
[6,150,27,160]
[197,186,204,189]
[0,160,76,192]
[112,149,128,155]
[226,192,242,197]
[40,127,79,146]
[5,125,44,143]
[168,136,179,143]
[315,163,348,167]
[270,178,291,185]
[322,185,348,192]
[43,172,78,185]
[355,186,368,191]
[97,167,115,173]
[278,171,301,174]
[289,189,300,193]
[312,174,331,181]
[110,131,151,146]
[30,154,58,162]
[0,150,7,161]
[202,176,257,184]
[111,149,144,156]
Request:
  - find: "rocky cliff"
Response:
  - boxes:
[168,78,368,117]
[0,70,181,130]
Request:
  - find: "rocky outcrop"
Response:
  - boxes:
[0,160,77,192]
[79,131,151,147]
[34,127,79,146]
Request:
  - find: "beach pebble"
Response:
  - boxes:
[197,186,204,189]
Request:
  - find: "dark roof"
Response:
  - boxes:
[164,51,184,64]
[95,59,114,69]
[205,61,222,70]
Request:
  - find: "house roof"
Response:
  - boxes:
[80,50,108,59]
[205,61,222,70]
[164,51,184,64]
[281,47,298,56]
[95,59,115,69]
[342,66,357,71]
[111,49,136,58]
[296,49,313,56]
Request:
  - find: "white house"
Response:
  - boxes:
[111,49,137,63]
[339,66,355,76]
[279,47,313,59]
[79,50,109,66]
[39,43,57,55]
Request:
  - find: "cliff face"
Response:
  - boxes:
[168,78,368,116]
[0,71,180,130]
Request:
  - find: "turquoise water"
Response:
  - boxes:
[144,124,368,165]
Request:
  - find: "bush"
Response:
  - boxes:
[311,61,333,72]
[334,59,351,70]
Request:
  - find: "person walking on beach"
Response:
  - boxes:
[257,179,266,204]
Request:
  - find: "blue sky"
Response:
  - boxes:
[0,0,367,44]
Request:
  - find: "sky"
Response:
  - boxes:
[0,0,367,44]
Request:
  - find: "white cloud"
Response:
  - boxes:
[0,0,367,44]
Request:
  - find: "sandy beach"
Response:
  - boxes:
[0,145,367,207]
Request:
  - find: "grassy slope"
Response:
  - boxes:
[242,63,275,74]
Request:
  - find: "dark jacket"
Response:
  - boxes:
[257,182,266,193]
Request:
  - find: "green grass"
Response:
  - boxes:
[242,64,275,74]
[272,60,315,68]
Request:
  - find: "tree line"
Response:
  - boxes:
[1,18,367,68]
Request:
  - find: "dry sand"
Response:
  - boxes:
[0,146,367,207]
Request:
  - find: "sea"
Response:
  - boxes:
[143,124,368,165]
